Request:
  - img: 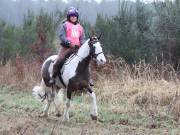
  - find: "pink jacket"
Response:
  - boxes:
[59,21,86,48]
[65,21,83,46]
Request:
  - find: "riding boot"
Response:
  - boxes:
[49,47,74,85]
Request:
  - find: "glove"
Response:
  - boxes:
[72,45,79,53]
[70,44,79,50]
[74,45,79,50]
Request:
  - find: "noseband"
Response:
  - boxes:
[92,52,103,59]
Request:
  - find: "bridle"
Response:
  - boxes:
[92,52,103,59]
[88,37,103,59]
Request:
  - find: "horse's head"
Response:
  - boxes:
[88,35,106,65]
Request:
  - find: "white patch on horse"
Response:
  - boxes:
[93,42,106,65]
[41,55,57,69]
[62,40,90,86]
[88,92,98,116]
[48,63,54,78]
[41,55,57,76]
[63,97,70,121]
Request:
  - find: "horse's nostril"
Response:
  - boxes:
[100,59,103,62]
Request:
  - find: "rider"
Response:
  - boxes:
[50,7,86,85]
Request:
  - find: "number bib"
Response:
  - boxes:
[66,21,83,46]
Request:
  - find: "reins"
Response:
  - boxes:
[63,39,103,66]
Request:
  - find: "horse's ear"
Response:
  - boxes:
[90,26,96,38]
[88,33,92,40]
[88,33,91,38]
[98,33,102,40]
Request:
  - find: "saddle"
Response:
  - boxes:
[58,45,79,69]
[49,47,78,85]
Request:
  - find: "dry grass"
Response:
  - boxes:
[1,56,180,121]
[0,60,41,89]
[93,57,180,121]
[94,57,179,104]
[1,57,180,134]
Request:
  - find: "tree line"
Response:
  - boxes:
[95,0,180,68]
[0,0,180,69]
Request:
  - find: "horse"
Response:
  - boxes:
[32,35,106,121]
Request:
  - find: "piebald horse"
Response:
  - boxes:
[33,35,106,121]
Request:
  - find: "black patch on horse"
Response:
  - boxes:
[67,56,91,99]
[57,50,77,88]
[42,59,53,87]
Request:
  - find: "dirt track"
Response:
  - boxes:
[0,112,124,135]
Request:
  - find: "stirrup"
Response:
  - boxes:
[90,83,94,87]
[89,79,94,86]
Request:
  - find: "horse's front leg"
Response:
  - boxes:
[63,88,71,121]
[87,86,98,120]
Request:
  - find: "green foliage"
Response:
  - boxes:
[80,19,91,38]
[21,9,61,60]
[94,0,180,65]
[154,0,180,66]
[0,9,63,65]
[1,0,180,66]
[95,0,153,63]
[0,20,20,65]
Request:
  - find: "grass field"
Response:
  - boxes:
[0,81,180,135]
[1,59,180,134]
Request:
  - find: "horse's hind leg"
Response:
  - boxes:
[52,88,62,117]
[87,86,98,120]
[40,99,51,117]
[40,88,54,117]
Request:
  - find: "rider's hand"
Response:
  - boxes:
[70,44,79,50]
[74,45,79,50]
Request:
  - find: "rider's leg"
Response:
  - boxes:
[49,50,64,85]
[49,47,73,85]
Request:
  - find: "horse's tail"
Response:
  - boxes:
[32,79,46,102]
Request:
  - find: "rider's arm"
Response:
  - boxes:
[59,24,71,47]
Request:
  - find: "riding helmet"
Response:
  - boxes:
[67,7,79,19]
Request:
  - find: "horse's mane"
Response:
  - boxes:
[63,39,90,66]
[76,39,90,57]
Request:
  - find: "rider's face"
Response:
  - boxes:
[70,16,77,23]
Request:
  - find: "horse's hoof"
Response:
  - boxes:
[56,113,62,117]
[90,114,97,120]
[39,113,48,118]
[62,117,69,123]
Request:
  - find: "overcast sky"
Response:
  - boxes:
[13,0,166,4]
[20,0,166,4]
[53,0,164,4]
